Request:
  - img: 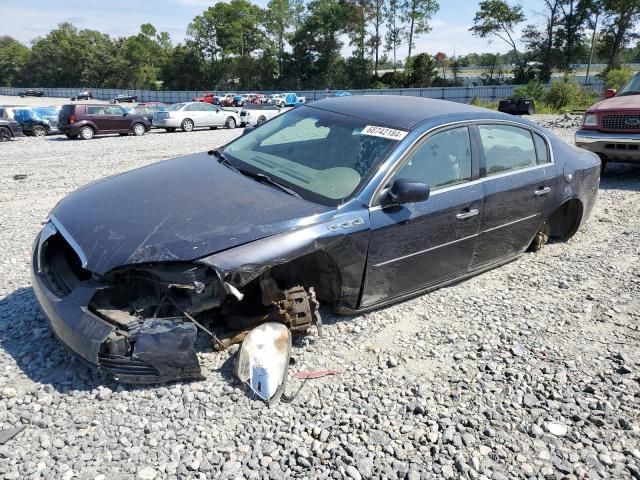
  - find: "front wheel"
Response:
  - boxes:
[32,125,47,137]
[181,119,194,132]
[225,117,237,129]
[132,123,146,136]
[0,127,11,142]
[256,115,266,126]
[79,126,94,140]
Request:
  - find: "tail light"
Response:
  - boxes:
[68,115,76,123]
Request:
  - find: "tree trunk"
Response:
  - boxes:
[408,15,415,60]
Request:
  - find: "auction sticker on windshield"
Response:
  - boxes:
[360,125,408,140]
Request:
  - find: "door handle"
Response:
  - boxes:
[456,208,479,220]
[534,186,552,196]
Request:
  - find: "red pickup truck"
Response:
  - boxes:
[575,72,640,172]
[193,93,217,104]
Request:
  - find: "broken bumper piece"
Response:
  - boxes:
[100,318,204,384]
[31,255,203,384]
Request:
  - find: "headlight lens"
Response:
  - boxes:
[583,114,598,126]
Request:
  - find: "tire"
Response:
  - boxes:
[0,127,11,142]
[165,127,176,133]
[32,125,47,137]
[132,123,146,136]
[65,133,78,140]
[181,119,194,132]
[79,126,95,140]
[257,115,267,126]
[225,117,237,129]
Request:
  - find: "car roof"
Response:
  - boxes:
[308,95,493,130]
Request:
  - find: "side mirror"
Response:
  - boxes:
[603,89,617,99]
[383,178,430,205]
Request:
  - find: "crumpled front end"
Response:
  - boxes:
[31,220,210,383]
[31,217,331,384]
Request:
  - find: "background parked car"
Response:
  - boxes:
[13,106,60,136]
[110,94,138,103]
[219,94,237,107]
[153,101,240,132]
[0,118,23,141]
[193,93,216,104]
[71,91,92,101]
[135,104,167,123]
[239,104,284,126]
[233,95,247,107]
[58,104,150,140]
[18,89,44,97]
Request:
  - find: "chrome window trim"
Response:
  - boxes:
[368,118,555,208]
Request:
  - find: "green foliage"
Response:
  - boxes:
[401,0,439,59]
[513,80,545,101]
[470,0,524,63]
[542,77,599,110]
[603,66,634,90]
[404,52,437,87]
[470,96,498,109]
[0,36,30,86]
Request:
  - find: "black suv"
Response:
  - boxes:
[58,104,151,140]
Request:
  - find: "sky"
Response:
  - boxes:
[2,0,555,58]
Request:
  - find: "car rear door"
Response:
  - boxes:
[470,123,557,268]
[361,125,483,308]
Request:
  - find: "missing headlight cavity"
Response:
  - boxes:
[89,263,320,384]
[40,233,91,296]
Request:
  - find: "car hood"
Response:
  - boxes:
[588,95,640,112]
[50,152,331,275]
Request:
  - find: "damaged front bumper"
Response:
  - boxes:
[31,227,204,384]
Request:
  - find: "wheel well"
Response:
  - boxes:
[181,118,193,125]
[547,198,583,240]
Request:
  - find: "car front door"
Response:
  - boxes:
[105,105,130,131]
[200,103,220,126]
[470,123,557,268]
[361,125,483,308]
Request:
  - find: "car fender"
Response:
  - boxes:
[197,210,371,310]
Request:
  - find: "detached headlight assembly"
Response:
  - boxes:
[583,113,598,127]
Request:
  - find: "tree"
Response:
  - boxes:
[599,0,640,69]
[401,0,439,60]
[160,44,203,90]
[557,0,593,70]
[405,52,437,86]
[384,0,405,70]
[470,0,525,64]
[0,36,30,86]
[369,0,386,76]
[521,0,563,82]
[434,51,447,83]
[266,0,297,79]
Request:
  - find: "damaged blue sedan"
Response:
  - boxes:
[31,96,600,383]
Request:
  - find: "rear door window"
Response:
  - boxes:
[533,132,550,164]
[478,125,538,175]
[87,106,108,115]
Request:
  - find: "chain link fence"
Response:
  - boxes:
[0,81,604,104]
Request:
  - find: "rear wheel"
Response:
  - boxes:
[0,127,11,142]
[132,123,146,136]
[181,119,194,132]
[79,126,94,140]
[225,117,237,129]
[32,125,47,137]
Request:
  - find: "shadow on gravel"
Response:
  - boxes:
[599,163,640,191]
[0,286,121,393]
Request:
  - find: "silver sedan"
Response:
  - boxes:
[153,102,241,132]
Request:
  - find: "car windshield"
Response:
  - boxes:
[167,103,187,111]
[222,106,401,206]
[617,74,640,96]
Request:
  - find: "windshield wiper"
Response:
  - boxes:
[209,149,301,198]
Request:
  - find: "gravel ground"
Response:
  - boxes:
[0,96,639,480]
